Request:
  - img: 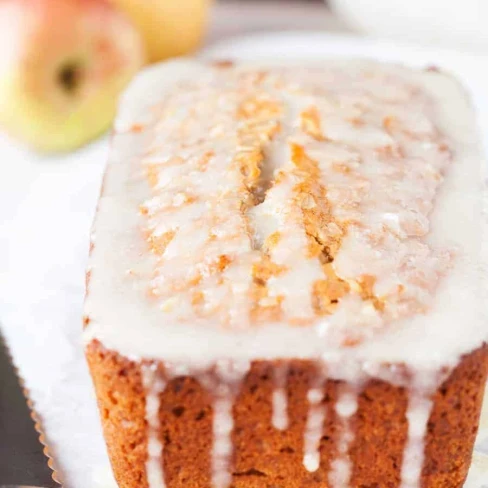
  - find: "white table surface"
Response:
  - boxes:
[208,1,350,41]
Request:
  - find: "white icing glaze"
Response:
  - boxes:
[400,395,432,488]
[303,386,327,472]
[141,364,167,488]
[194,360,250,488]
[84,59,487,371]
[271,363,289,431]
[400,373,438,488]
[136,64,451,332]
[212,393,235,488]
[210,361,249,488]
[328,388,359,488]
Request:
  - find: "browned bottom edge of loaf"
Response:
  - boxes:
[85,340,488,488]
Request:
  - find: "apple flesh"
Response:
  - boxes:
[111,0,211,63]
[0,0,145,152]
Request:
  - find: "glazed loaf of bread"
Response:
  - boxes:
[84,59,488,488]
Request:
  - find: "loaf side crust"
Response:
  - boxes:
[86,340,488,488]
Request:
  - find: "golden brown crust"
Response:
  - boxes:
[349,379,408,487]
[86,341,488,488]
[423,346,488,486]
[86,343,149,488]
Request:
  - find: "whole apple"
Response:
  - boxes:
[0,0,145,152]
[111,0,211,63]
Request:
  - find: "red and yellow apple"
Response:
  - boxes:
[110,0,212,63]
[0,0,145,152]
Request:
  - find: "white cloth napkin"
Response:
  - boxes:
[0,32,488,487]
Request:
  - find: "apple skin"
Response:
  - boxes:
[0,0,145,152]
[110,0,211,64]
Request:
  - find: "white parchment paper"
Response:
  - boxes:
[0,33,487,487]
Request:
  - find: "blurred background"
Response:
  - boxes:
[0,0,485,154]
